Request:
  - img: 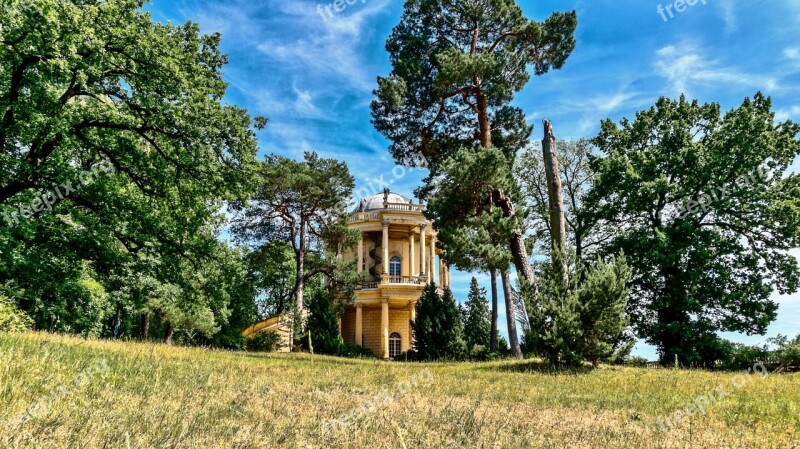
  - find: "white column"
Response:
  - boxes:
[357,232,363,273]
[355,304,363,346]
[381,298,389,359]
[431,235,437,284]
[382,220,390,275]
[410,233,416,277]
[420,224,427,276]
[446,263,452,288]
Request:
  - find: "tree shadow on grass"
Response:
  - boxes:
[480,359,594,376]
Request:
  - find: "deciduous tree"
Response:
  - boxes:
[589,94,800,364]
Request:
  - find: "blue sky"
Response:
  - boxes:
[146,0,800,359]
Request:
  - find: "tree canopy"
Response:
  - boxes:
[0,0,263,343]
[588,93,800,364]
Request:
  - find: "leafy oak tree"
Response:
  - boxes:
[589,94,800,365]
[0,0,263,339]
[372,0,578,287]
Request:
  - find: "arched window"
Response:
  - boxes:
[389,256,402,277]
[389,332,402,358]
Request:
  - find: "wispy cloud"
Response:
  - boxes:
[718,0,738,33]
[654,43,779,97]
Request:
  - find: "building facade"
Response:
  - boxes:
[340,190,451,358]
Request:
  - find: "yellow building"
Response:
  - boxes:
[341,190,451,359]
[243,190,451,358]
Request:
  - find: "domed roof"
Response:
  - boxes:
[353,191,414,212]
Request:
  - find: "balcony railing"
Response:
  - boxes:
[385,202,423,212]
[353,276,426,290]
[349,212,380,222]
[349,203,423,221]
[385,275,424,285]
[355,281,379,290]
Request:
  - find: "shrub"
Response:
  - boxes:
[0,294,33,332]
[524,253,631,367]
[304,289,344,355]
[769,334,800,368]
[246,331,281,352]
[625,356,649,368]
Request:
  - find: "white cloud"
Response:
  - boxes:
[654,43,779,97]
[775,105,800,122]
[784,48,800,60]
[292,84,320,117]
[718,1,738,33]
[256,0,391,93]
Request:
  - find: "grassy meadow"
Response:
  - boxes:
[1,332,799,448]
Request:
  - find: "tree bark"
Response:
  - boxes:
[476,92,493,149]
[509,230,536,286]
[542,119,569,285]
[490,268,498,352]
[501,269,522,358]
[140,312,149,341]
[164,322,174,345]
[475,85,536,313]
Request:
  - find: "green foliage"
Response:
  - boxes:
[768,334,800,368]
[524,253,631,366]
[372,0,576,170]
[625,356,649,368]
[496,335,510,355]
[246,331,281,353]
[411,283,467,361]
[427,146,520,270]
[0,0,262,343]
[230,152,357,311]
[462,277,492,351]
[303,288,345,356]
[588,93,800,365]
[0,293,32,332]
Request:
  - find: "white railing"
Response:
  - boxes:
[385,275,423,285]
[385,202,423,212]
[349,212,380,222]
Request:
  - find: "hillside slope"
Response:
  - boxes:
[1,333,798,448]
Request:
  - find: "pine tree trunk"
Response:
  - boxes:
[140,312,149,341]
[164,322,174,345]
[501,269,522,358]
[542,119,568,285]
[490,268,498,352]
[475,86,537,307]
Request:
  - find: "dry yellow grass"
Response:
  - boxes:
[1,332,799,448]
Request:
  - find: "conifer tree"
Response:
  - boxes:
[462,278,492,351]
[411,283,467,360]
